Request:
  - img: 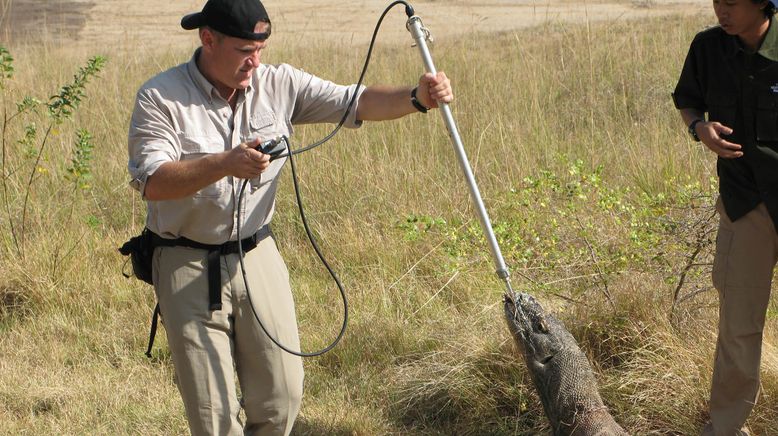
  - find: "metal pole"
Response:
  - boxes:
[406,15,514,294]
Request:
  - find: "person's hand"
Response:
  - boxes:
[697,121,743,158]
[416,71,453,109]
[224,138,271,179]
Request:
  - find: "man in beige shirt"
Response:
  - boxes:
[127,0,452,435]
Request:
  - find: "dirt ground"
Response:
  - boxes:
[1,0,711,49]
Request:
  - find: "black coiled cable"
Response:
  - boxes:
[235,1,416,357]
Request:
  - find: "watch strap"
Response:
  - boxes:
[688,119,703,142]
[411,86,429,113]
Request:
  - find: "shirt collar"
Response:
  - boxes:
[187,48,220,103]
[759,16,778,61]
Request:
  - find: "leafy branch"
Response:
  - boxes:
[398,159,719,319]
[0,47,106,258]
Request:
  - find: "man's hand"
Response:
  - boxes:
[416,71,453,109]
[223,138,271,179]
[356,74,454,121]
[697,121,743,159]
[145,138,271,201]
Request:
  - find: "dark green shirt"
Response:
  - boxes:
[673,18,778,231]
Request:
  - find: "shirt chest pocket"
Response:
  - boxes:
[756,93,778,143]
[243,112,293,143]
[178,134,227,198]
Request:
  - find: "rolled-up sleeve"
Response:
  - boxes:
[128,88,179,197]
[289,67,366,127]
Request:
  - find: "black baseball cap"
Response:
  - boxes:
[181,0,271,41]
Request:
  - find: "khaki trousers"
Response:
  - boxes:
[707,199,777,435]
[152,236,304,436]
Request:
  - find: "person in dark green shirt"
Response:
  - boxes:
[673,0,778,434]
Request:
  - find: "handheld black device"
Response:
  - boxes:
[256,136,288,161]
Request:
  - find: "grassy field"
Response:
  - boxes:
[1,12,777,435]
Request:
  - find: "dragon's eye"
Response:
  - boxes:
[537,318,549,333]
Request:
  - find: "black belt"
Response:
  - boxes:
[151,225,272,311]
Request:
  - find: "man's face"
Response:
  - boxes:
[714,0,768,37]
[202,21,269,92]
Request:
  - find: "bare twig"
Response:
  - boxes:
[1,106,20,256]
[575,215,616,310]
[670,207,717,319]
[18,124,53,257]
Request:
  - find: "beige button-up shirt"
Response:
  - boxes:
[128,49,365,244]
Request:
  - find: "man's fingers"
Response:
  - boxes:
[718,148,743,158]
[421,71,438,84]
[712,123,734,136]
[432,86,453,103]
[709,140,743,158]
[429,74,449,90]
[419,72,453,105]
[242,148,263,164]
[420,72,449,89]
[243,138,262,149]
[717,138,742,151]
[225,139,273,179]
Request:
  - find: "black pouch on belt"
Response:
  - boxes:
[119,226,271,357]
[118,228,155,286]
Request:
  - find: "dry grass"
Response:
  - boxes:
[1,11,777,435]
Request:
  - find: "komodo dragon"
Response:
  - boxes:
[504,291,629,436]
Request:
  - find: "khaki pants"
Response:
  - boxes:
[152,236,304,436]
[707,199,777,435]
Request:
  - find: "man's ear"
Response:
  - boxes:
[200,27,215,51]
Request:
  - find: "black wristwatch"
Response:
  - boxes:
[688,119,703,142]
[410,86,429,113]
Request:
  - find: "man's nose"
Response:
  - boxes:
[247,52,260,68]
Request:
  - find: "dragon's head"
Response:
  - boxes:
[503,292,568,372]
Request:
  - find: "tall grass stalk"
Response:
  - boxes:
[1,12,776,435]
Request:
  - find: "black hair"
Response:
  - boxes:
[761,0,776,17]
